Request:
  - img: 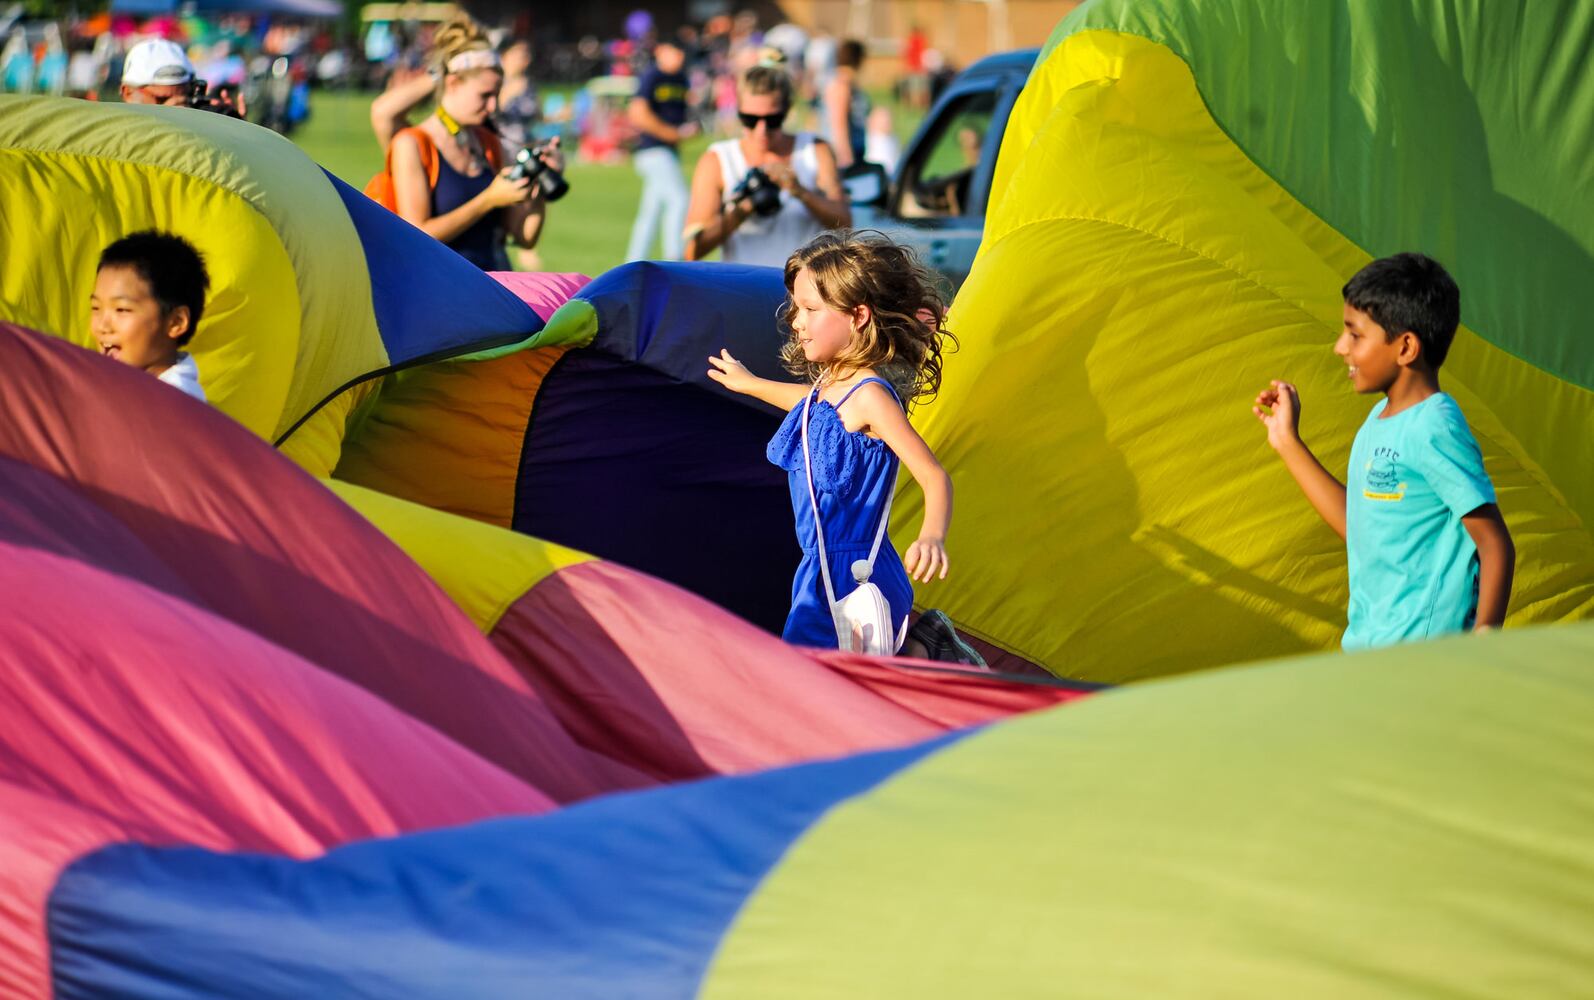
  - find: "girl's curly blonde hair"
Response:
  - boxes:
[780,231,954,407]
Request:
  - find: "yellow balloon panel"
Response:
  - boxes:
[0,97,388,445]
[0,151,298,439]
[707,623,1594,998]
[324,479,592,634]
[902,31,1594,681]
[279,382,380,480]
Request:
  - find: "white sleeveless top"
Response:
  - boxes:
[712,134,826,268]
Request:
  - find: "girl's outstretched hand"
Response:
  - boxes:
[904,536,949,582]
[706,349,756,394]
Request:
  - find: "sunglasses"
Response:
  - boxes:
[738,108,788,130]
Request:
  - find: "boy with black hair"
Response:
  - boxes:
[90,231,209,401]
[1253,252,1514,648]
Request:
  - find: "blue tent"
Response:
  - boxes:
[110,0,342,18]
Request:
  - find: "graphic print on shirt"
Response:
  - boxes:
[651,81,688,104]
[1363,446,1406,502]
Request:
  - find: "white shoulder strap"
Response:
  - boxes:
[801,386,894,612]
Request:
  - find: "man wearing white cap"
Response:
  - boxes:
[120,38,243,116]
[119,38,196,105]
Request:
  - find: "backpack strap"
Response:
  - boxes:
[399,125,502,183]
[388,125,441,192]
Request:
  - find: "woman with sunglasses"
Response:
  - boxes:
[684,64,851,266]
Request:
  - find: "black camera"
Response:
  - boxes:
[508,142,569,202]
[186,79,243,119]
[731,167,782,217]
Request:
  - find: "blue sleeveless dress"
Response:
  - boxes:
[766,377,914,648]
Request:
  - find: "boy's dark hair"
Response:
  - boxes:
[837,39,866,70]
[1341,252,1460,369]
[97,231,210,347]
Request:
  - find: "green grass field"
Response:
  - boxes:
[291,88,920,277]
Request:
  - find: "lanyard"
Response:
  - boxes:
[435,106,486,170]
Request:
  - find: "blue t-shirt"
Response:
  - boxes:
[1343,393,1495,650]
[634,68,689,152]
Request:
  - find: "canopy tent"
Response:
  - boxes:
[358,2,459,22]
[109,0,342,18]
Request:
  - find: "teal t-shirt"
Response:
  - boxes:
[1343,393,1494,650]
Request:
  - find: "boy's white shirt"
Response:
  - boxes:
[156,352,205,402]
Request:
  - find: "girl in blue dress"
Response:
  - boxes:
[708,232,983,663]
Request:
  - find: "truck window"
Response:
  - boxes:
[895,89,999,220]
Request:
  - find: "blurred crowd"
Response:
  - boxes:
[1,3,957,157]
[441,10,963,166]
[0,5,355,133]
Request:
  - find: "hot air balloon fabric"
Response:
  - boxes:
[0,319,1079,995]
[5,0,1594,991]
[0,95,541,479]
[912,0,1594,680]
[334,259,810,630]
[0,93,1064,689]
[39,620,1594,999]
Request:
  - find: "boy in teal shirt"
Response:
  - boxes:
[1253,253,1515,649]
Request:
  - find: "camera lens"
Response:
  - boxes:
[509,147,537,181]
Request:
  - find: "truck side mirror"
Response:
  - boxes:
[841,161,889,209]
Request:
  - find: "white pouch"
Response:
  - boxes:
[802,388,910,656]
